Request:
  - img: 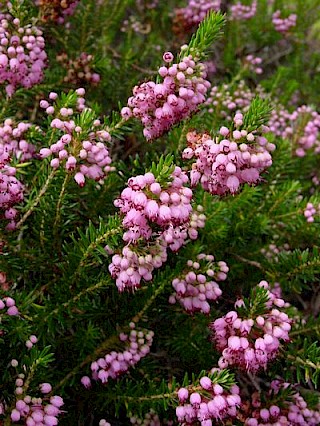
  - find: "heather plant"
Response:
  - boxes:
[0,0,320,425]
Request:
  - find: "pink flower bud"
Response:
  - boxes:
[177,388,189,403]
[46,106,55,115]
[5,297,15,307]
[74,172,85,187]
[7,306,19,315]
[11,409,21,422]
[25,340,33,349]
[190,392,201,406]
[163,52,174,63]
[30,335,38,344]
[81,376,91,388]
[50,396,64,408]
[43,415,58,426]
[40,383,52,394]
[200,376,212,390]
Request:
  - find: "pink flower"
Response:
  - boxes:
[210,281,292,372]
[182,125,274,196]
[122,52,210,140]
[81,376,91,388]
[39,383,52,394]
[50,396,64,408]
[11,409,21,422]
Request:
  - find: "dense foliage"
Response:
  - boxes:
[0,0,320,425]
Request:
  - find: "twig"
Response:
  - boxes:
[230,253,264,270]
[45,279,112,321]
[16,169,56,229]
[71,227,122,283]
[53,333,119,391]
[53,172,71,248]
[54,279,168,390]
[290,324,320,337]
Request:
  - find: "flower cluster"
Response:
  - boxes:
[109,241,168,292]
[130,410,161,426]
[230,1,257,21]
[39,88,114,186]
[304,202,320,223]
[0,119,34,162]
[261,243,291,262]
[173,0,221,33]
[0,271,9,291]
[244,55,263,75]
[9,362,64,426]
[0,295,19,315]
[268,282,290,307]
[269,105,320,157]
[267,105,291,137]
[272,10,297,34]
[203,60,217,77]
[311,173,320,193]
[109,208,206,292]
[242,380,320,425]
[182,119,275,196]
[114,168,193,242]
[82,323,154,386]
[176,380,241,425]
[136,0,159,10]
[99,420,111,426]
[35,0,79,24]
[169,253,228,314]
[56,52,100,86]
[205,80,264,120]
[26,334,38,349]
[0,159,24,230]
[11,394,64,425]
[290,106,320,156]
[129,409,175,426]
[109,166,206,291]
[0,13,47,96]
[121,16,152,34]
[210,281,292,372]
[121,52,211,140]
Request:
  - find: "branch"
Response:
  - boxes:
[16,169,57,229]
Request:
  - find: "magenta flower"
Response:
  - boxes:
[122,53,211,140]
[210,281,292,372]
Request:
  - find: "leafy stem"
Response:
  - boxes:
[132,280,168,324]
[16,168,57,229]
[45,279,113,321]
[53,172,71,248]
[54,278,168,390]
[53,333,120,391]
[71,226,122,283]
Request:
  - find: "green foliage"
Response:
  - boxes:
[63,216,122,279]
[265,248,320,293]
[111,368,235,419]
[23,345,55,371]
[293,340,320,387]
[243,97,273,133]
[182,11,226,59]
[238,286,270,318]
[150,154,175,184]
